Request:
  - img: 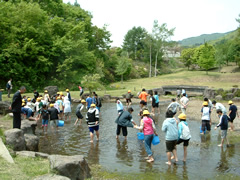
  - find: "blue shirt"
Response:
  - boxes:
[154,95,159,103]
[86,97,93,108]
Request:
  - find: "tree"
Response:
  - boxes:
[122,26,147,60]
[144,33,154,77]
[181,48,195,70]
[197,43,216,74]
[151,20,175,77]
[81,74,104,94]
[115,52,132,84]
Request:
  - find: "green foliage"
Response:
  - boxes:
[81,74,104,93]
[115,53,132,83]
[122,26,147,60]
[180,48,195,70]
[0,1,112,90]
[179,31,233,47]
[197,43,216,74]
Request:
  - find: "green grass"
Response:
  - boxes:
[0,156,50,180]
[1,70,240,101]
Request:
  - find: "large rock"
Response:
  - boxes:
[44,86,59,97]
[203,88,215,99]
[215,95,223,101]
[225,93,234,100]
[4,129,26,151]
[21,120,37,134]
[102,94,111,102]
[16,151,36,158]
[24,134,39,151]
[35,152,49,159]
[34,174,70,180]
[48,155,91,180]
[233,97,240,102]
[0,101,11,115]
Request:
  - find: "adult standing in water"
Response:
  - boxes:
[10,86,26,129]
[180,93,189,114]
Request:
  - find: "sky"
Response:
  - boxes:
[63,0,240,47]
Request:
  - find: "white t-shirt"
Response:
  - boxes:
[180,96,189,108]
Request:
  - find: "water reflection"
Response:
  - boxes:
[36,102,240,178]
[116,139,133,166]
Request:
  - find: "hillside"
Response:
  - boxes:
[178,31,234,46]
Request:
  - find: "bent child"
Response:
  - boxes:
[214,110,229,147]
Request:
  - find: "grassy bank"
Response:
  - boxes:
[1,70,240,101]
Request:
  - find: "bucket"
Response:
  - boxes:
[152,135,160,145]
[137,132,144,140]
[58,120,64,127]
[200,126,206,134]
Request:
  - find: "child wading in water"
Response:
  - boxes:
[74,99,86,126]
[134,110,157,163]
[201,101,211,134]
[214,109,229,147]
[40,104,49,133]
[174,113,191,162]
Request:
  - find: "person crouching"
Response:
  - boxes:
[86,104,100,143]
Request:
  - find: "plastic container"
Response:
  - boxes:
[137,132,144,140]
[200,126,206,134]
[58,120,64,127]
[152,135,160,145]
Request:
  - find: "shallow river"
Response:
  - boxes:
[37,102,240,179]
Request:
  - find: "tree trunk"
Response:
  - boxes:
[121,74,123,84]
[155,51,159,77]
[149,45,152,78]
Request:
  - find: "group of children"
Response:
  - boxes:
[21,89,72,132]
[115,88,239,165]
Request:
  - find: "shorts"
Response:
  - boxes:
[89,125,99,133]
[50,120,59,127]
[165,140,177,152]
[76,111,83,119]
[177,138,190,146]
[64,112,70,116]
[202,120,211,131]
[42,119,48,126]
[96,107,100,112]
[153,103,159,108]
[126,99,132,104]
[26,109,32,118]
[221,130,227,139]
[228,115,236,122]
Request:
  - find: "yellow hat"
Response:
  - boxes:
[228,100,233,105]
[22,99,25,103]
[57,97,61,100]
[57,92,60,94]
[44,90,48,93]
[22,103,25,106]
[128,90,131,93]
[81,100,86,103]
[142,110,150,115]
[50,103,54,107]
[203,102,208,106]
[66,89,69,92]
[27,98,31,101]
[37,98,41,101]
[60,92,63,95]
[178,113,186,120]
[90,104,96,107]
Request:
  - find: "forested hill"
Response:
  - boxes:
[179,31,233,46]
